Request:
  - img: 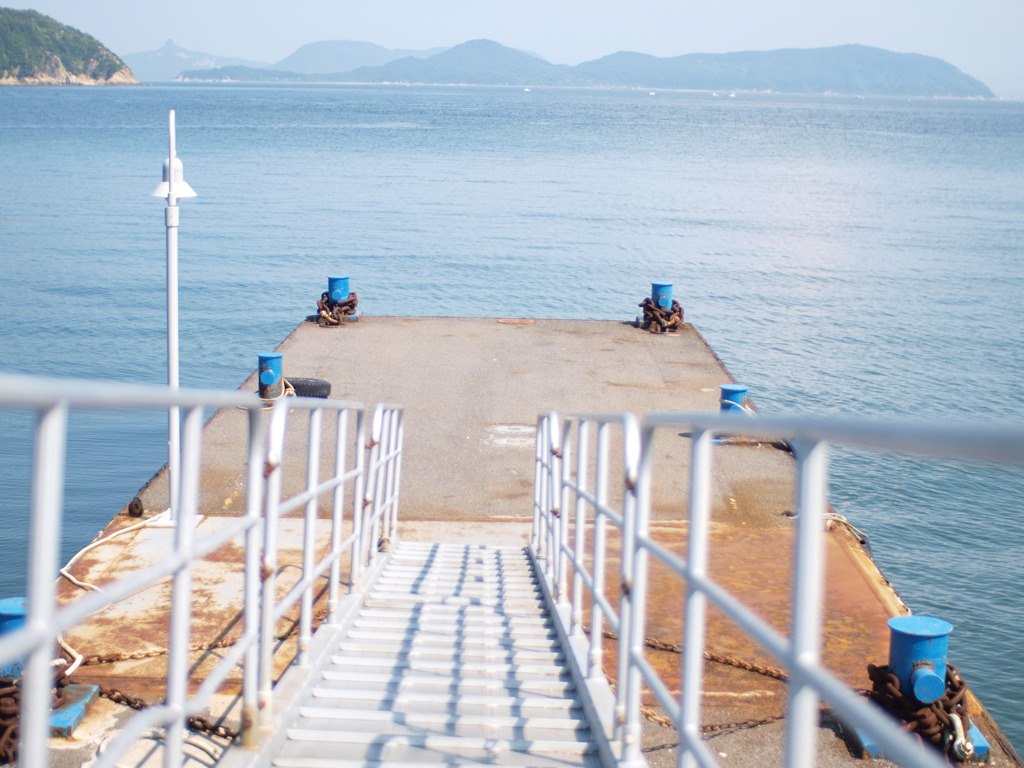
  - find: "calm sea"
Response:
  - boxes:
[1,84,1022,744]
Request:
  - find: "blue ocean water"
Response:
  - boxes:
[1,84,1022,743]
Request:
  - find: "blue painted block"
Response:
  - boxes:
[968,723,991,762]
[0,596,27,679]
[852,720,894,761]
[853,720,991,763]
[50,683,100,738]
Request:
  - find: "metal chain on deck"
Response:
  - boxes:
[54,641,243,743]
[48,595,332,746]
[315,291,359,326]
[867,662,974,762]
[637,633,789,682]
[637,297,683,333]
[593,628,787,745]
[96,686,239,741]
[73,638,236,667]
[608,626,983,761]
[0,671,71,764]
[0,680,20,765]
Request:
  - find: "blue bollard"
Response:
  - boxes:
[651,281,673,310]
[0,596,103,735]
[258,353,284,400]
[887,615,952,704]
[857,615,989,761]
[720,383,749,414]
[0,597,27,679]
[328,276,350,303]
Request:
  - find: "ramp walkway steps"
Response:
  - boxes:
[270,540,603,768]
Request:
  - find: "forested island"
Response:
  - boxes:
[0,7,135,85]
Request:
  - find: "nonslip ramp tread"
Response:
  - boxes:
[272,750,606,768]
[282,729,596,753]
[271,542,601,767]
[290,710,592,742]
[342,628,560,649]
[312,674,578,699]
[309,691,584,719]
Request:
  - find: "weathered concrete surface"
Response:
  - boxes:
[270,317,795,525]
[57,517,329,694]
[136,317,797,527]
[49,317,1021,767]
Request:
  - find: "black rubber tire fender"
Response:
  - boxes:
[286,377,332,398]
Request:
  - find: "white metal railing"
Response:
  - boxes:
[0,372,403,768]
[258,398,403,719]
[531,409,1024,768]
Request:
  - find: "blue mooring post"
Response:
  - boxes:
[328,276,350,303]
[887,615,952,704]
[0,596,105,737]
[856,614,990,761]
[0,597,27,679]
[258,353,284,400]
[651,281,673,310]
[720,383,749,413]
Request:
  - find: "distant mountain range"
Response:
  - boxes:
[121,40,269,82]
[4,7,992,97]
[275,40,446,75]
[165,39,992,98]
[123,39,445,83]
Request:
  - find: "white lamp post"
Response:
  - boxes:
[152,110,197,525]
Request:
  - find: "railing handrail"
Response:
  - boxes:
[532,408,1023,768]
[0,373,404,767]
[0,371,262,410]
[646,410,1024,466]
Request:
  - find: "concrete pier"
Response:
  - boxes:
[51,316,1020,767]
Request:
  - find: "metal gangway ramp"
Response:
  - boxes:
[269,541,602,767]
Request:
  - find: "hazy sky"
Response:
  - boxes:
[8,0,1024,97]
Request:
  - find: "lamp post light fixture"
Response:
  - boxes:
[152,110,197,525]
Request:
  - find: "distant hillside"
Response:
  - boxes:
[573,45,993,97]
[177,65,310,83]
[123,40,269,82]
[125,39,444,82]
[178,39,994,98]
[344,39,576,86]
[0,7,135,85]
[274,40,443,75]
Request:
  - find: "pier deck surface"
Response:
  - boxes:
[53,317,1020,767]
